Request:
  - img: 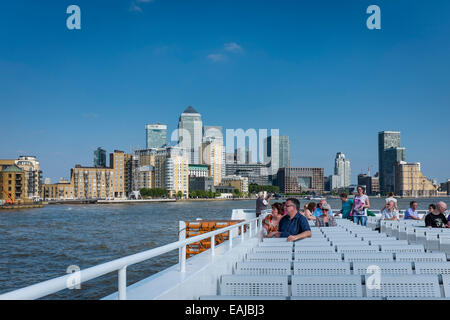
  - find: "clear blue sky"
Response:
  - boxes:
[1,0,449,183]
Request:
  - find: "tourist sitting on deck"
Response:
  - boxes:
[263,203,284,238]
[315,204,337,227]
[382,192,398,211]
[381,200,399,221]
[425,201,449,228]
[302,202,316,221]
[423,204,436,221]
[313,199,334,217]
[274,198,311,242]
[404,201,421,220]
[337,192,353,220]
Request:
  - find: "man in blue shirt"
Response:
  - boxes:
[404,201,421,220]
[275,198,311,242]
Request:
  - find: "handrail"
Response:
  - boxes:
[0,216,264,300]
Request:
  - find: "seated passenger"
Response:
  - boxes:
[313,199,334,217]
[303,202,317,221]
[404,201,421,220]
[422,204,436,221]
[425,201,449,228]
[381,200,399,221]
[315,204,337,227]
[263,203,284,238]
[273,198,311,242]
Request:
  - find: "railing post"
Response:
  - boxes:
[229,228,233,250]
[249,221,253,237]
[118,266,127,300]
[241,225,245,242]
[211,235,215,256]
[179,221,186,272]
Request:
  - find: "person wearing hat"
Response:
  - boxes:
[314,203,337,227]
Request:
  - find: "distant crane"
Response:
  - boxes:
[2,188,15,205]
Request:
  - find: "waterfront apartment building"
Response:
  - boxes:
[189,176,215,192]
[277,167,324,194]
[41,179,74,200]
[220,175,249,193]
[201,138,223,186]
[94,147,107,168]
[146,124,167,149]
[71,165,114,199]
[0,165,26,203]
[0,156,42,200]
[378,131,406,194]
[394,161,437,197]
[334,152,351,188]
[178,106,203,164]
[110,150,126,198]
[135,147,189,198]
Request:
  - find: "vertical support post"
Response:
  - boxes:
[118,266,127,300]
[249,221,253,238]
[179,221,186,272]
[241,225,244,242]
[211,235,215,256]
[229,227,233,250]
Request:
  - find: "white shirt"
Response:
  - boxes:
[385,197,397,204]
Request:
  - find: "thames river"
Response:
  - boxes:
[0,197,447,299]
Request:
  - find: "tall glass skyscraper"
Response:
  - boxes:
[178,106,203,164]
[94,147,106,168]
[146,124,167,149]
[265,135,290,175]
[378,131,406,194]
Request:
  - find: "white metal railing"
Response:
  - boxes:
[0,216,264,300]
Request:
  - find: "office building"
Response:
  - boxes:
[189,164,209,178]
[220,175,249,193]
[334,152,351,188]
[378,131,406,194]
[277,167,324,194]
[394,161,437,197]
[264,135,290,175]
[146,124,167,149]
[225,162,271,185]
[189,176,215,192]
[178,106,203,164]
[94,147,107,168]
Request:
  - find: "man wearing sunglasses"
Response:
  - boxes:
[274,198,311,242]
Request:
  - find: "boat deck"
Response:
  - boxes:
[103,218,450,300]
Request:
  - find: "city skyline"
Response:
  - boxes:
[1,1,449,183]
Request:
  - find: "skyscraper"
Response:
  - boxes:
[334,152,351,188]
[178,106,203,164]
[146,124,167,149]
[94,147,107,168]
[378,131,406,193]
[264,135,290,175]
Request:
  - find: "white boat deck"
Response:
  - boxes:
[103,217,450,300]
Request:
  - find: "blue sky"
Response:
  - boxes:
[0,0,449,183]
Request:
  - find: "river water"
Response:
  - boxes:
[0,197,448,299]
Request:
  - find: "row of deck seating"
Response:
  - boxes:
[367,217,450,255]
[200,218,450,299]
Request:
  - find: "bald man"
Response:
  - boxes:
[425,201,449,228]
